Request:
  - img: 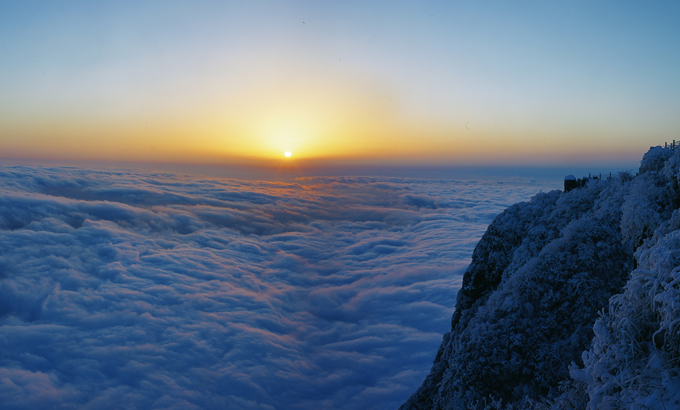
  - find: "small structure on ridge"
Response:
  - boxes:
[564,175,578,192]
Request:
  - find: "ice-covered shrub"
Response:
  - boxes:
[402,145,680,410]
[620,171,674,249]
[662,148,680,210]
[640,146,674,174]
[402,179,634,410]
[571,230,680,409]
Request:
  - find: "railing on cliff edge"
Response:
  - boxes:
[565,141,679,191]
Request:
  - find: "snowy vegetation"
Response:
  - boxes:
[401,146,680,409]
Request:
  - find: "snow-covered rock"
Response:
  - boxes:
[402,146,680,409]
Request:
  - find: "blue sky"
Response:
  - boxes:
[1,1,679,167]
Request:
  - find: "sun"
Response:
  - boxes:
[284,151,292,157]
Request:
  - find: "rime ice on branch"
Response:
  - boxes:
[402,145,680,410]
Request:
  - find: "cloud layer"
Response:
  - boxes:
[0,165,554,410]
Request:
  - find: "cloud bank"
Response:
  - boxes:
[0,165,554,409]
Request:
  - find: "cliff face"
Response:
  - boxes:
[401,147,680,410]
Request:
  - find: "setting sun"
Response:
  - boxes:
[284,151,292,157]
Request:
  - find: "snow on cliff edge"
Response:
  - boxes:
[401,146,680,409]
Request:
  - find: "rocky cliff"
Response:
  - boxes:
[401,146,680,409]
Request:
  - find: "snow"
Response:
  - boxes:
[402,146,680,409]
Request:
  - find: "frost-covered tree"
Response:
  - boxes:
[639,146,674,174]
[402,179,634,409]
[564,148,680,409]
[570,230,680,409]
[403,145,680,410]
[620,171,674,250]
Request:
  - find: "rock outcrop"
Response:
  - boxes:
[401,146,680,409]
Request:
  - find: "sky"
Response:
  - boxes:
[1,1,679,169]
[0,164,556,410]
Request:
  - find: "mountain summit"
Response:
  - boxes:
[401,146,680,409]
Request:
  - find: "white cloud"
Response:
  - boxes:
[0,164,554,409]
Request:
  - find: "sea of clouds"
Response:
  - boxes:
[0,164,557,410]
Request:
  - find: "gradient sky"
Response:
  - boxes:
[1,1,679,167]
